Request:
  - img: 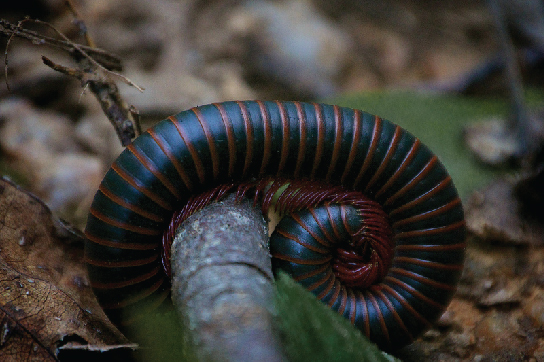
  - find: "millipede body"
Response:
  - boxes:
[84,100,465,350]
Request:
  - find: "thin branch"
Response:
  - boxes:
[0,18,121,71]
[28,18,144,92]
[129,105,143,136]
[2,18,24,92]
[1,16,142,146]
[65,0,96,48]
[41,55,95,82]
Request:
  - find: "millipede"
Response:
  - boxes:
[84,100,465,350]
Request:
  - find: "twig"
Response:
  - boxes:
[41,55,96,82]
[171,196,287,362]
[41,55,137,145]
[87,78,138,146]
[1,16,142,145]
[0,18,121,71]
[65,0,96,48]
[29,18,144,91]
[129,105,142,136]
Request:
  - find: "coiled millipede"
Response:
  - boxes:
[84,100,465,350]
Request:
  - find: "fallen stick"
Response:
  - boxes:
[170,195,286,362]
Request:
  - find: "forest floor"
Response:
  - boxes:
[1,1,543,361]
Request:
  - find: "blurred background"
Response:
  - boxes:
[0,0,543,227]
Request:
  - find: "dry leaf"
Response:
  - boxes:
[0,177,130,361]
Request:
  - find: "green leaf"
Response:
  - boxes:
[129,306,197,362]
[275,272,399,362]
[327,90,544,200]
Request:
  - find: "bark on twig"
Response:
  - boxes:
[170,196,286,362]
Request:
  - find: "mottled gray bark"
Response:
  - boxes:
[170,195,286,362]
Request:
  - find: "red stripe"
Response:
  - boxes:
[291,213,333,248]
[98,185,164,223]
[192,107,219,180]
[354,115,382,188]
[326,280,342,307]
[169,115,206,184]
[375,289,413,341]
[89,208,161,235]
[348,289,357,325]
[214,103,237,178]
[337,287,348,315]
[395,220,465,239]
[276,101,290,176]
[384,276,445,310]
[293,263,329,282]
[341,110,362,185]
[367,292,390,347]
[326,205,343,241]
[380,284,432,327]
[257,100,272,176]
[390,176,453,217]
[310,103,326,179]
[294,102,307,179]
[375,139,420,199]
[111,162,172,211]
[393,257,464,271]
[309,208,337,245]
[326,105,343,183]
[237,101,254,178]
[365,125,402,193]
[85,254,158,267]
[127,143,180,199]
[148,128,194,193]
[392,198,462,228]
[388,268,456,291]
[396,242,466,252]
[384,156,439,208]
[316,271,337,299]
[275,228,329,254]
[85,232,158,250]
[271,253,331,265]
[91,266,160,289]
[357,290,371,336]
[101,278,165,309]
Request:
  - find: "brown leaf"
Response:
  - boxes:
[0,177,130,361]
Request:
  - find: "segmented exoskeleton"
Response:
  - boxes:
[84,101,465,349]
